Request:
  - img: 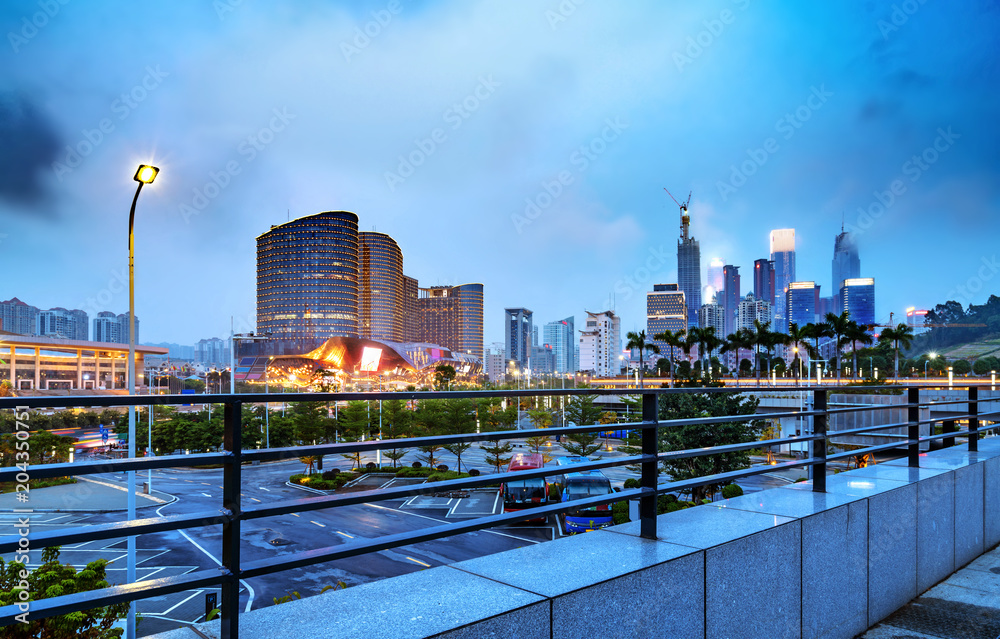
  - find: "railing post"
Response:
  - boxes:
[221,400,242,639]
[942,420,956,449]
[968,386,979,452]
[639,390,658,539]
[908,387,920,467]
[812,389,827,493]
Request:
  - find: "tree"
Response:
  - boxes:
[844,320,874,380]
[441,398,476,472]
[338,401,372,469]
[479,397,517,431]
[299,456,318,475]
[721,329,753,386]
[564,395,602,427]
[879,323,915,379]
[785,323,817,385]
[749,320,775,384]
[825,311,852,385]
[625,330,660,388]
[0,380,13,398]
[973,358,994,376]
[805,321,833,378]
[657,392,765,502]
[561,430,603,458]
[481,438,514,473]
[952,359,972,375]
[652,329,686,388]
[0,546,128,638]
[434,364,457,390]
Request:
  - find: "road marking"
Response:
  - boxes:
[201,482,212,486]
[290,513,301,517]
[310,520,326,528]
[406,557,431,567]
[336,531,353,539]
[201,493,212,498]
[250,497,261,503]
[160,589,203,615]
[259,487,270,491]
[363,502,542,544]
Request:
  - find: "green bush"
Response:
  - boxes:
[394,466,435,478]
[611,500,630,525]
[426,470,471,483]
[721,483,743,499]
[623,478,640,490]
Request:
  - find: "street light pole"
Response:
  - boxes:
[127,163,158,639]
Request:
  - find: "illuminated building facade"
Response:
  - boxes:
[402,275,419,342]
[787,281,820,329]
[840,278,876,327]
[417,284,484,360]
[770,229,796,332]
[505,308,532,369]
[722,265,741,336]
[907,307,929,334]
[646,284,687,354]
[359,232,404,342]
[257,211,360,352]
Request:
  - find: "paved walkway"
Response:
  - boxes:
[0,477,172,512]
[862,543,1000,639]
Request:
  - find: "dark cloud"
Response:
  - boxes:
[0,93,61,208]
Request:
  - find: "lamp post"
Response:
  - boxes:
[948,366,954,388]
[127,163,158,639]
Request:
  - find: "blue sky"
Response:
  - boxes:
[1,1,998,346]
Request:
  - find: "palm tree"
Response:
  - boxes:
[751,319,773,385]
[721,328,754,387]
[625,330,660,388]
[685,327,708,380]
[652,328,686,388]
[844,320,874,380]
[766,330,791,382]
[786,322,817,385]
[701,327,723,380]
[879,323,915,379]
[825,311,852,385]
[804,321,833,380]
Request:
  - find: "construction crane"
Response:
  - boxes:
[664,187,692,240]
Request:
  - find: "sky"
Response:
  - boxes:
[1,1,999,347]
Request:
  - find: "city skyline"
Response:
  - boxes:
[1,3,998,346]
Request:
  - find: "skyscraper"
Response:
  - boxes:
[753,259,774,305]
[722,265,741,337]
[543,317,576,373]
[505,308,532,369]
[646,284,687,354]
[402,275,419,342]
[257,211,361,351]
[786,281,819,329]
[841,278,875,327]
[677,206,702,328]
[704,257,725,306]
[359,232,404,342]
[832,227,861,293]
[417,284,484,359]
[770,229,796,332]
[579,310,620,378]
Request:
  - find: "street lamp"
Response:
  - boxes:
[925,352,937,378]
[127,162,158,639]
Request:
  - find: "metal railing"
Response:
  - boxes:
[1,384,998,638]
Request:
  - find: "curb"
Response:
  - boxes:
[284,480,331,495]
[0,479,179,514]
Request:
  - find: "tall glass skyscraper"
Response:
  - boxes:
[257,211,360,351]
[753,259,774,305]
[505,308,532,369]
[722,265,741,336]
[543,317,576,373]
[677,210,702,328]
[786,281,819,329]
[841,278,875,327]
[359,232,404,342]
[770,229,796,332]
[832,228,861,293]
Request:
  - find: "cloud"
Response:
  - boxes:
[0,93,61,210]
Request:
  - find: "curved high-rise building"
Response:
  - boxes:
[257,211,360,351]
[359,232,404,342]
[832,229,861,293]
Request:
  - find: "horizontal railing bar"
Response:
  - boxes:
[0,568,226,627]
[0,452,227,483]
[657,435,822,461]
[826,442,912,463]
[243,455,648,520]
[240,490,643,578]
[0,509,231,554]
[826,420,913,438]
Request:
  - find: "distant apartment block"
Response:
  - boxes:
[196,337,231,365]
[418,284,484,359]
[0,298,40,335]
[92,311,139,345]
[579,310,620,378]
[484,343,506,384]
[737,293,773,331]
[37,308,89,341]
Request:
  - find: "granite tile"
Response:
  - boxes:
[913,471,955,593]
[781,473,910,498]
[608,501,793,549]
[715,486,862,519]
[985,455,1000,548]
[954,463,985,568]
[867,482,918,626]
[848,464,949,483]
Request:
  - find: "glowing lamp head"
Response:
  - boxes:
[134,164,159,184]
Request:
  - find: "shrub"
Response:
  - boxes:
[411,461,422,469]
[436,464,449,472]
[426,470,471,483]
[612,501,630,525]
[623,478,640,490]
[721,483,743,499]
[468,468,480,476]
[366,462,377,470]
[395,466,434,478]
[321,469,340,480]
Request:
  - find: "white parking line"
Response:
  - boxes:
[201,493,212,498]
[159,589,203,616]
[259,487,270,491]
[310,521,326,528]
[336,531,353,539]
